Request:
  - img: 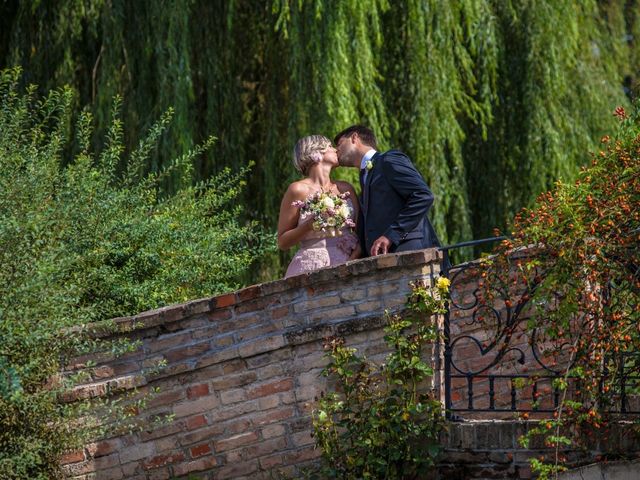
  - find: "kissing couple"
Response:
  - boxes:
[278,125,442,279]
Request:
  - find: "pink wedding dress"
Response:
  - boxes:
[285,199,359,278]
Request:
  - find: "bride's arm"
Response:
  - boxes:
[277,183,314,250]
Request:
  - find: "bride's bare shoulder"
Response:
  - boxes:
[286,179,312,198]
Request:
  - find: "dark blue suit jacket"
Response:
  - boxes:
[358,150,441,256]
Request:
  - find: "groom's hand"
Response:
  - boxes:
[370,235,391,256]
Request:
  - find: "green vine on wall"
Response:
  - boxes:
[310,279,450,479]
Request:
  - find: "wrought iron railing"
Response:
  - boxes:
[439,238,640,419]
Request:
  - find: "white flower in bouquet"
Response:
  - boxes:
[322,196,335,209]
[338,203,351,219]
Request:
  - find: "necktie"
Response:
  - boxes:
[359,168,367,215]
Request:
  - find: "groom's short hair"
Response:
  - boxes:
[334,125,377,150]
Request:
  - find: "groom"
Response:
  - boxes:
[334,125,441,256]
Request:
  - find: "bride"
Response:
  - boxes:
[278,135,361,278]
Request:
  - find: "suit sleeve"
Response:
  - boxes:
[381,152,434,246]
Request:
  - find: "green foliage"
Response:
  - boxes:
[2,1,637,275]
[0,67,272,478]
[311,280,449,479]
[481,100,640,478]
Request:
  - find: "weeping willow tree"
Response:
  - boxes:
[1,0,637,277]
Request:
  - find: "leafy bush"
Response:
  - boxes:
[311,280,449,479]
[482,102,640,478]
[0,67,273,478]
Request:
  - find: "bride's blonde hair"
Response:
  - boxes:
[293,135,332,175]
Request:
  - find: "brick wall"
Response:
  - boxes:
[62,249,442,480]
[60,247,640,480]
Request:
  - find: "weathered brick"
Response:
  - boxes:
[252,407,295,426]
[61,460,92,477]
[119,441,156,464]
[383,296,406,309]
[60,450,85,465]
[195,346,238,369]
[293,295,341,313]
[259,453,284,470]
[237,285,262,302]
[246,347,292,368]
[214,293,237,308]
[210,372,257,390]
[283,446,320,463]
[154,435,179,453]
[189,443,212,458]
[235,323,279,342]
[261,424,286,439]
[172,455,218,476]
[217,313,261,334]
[376,254,398,268]
[309,305,356,322]
[215,459,259,480]
[146,389,184,409]
[221,358,246,375]
[252,363,285,381]
[225,418,252,435]
[184,298,212,316]
[297,369,323,386]
[339,288,367,301]
[293,383,323,402]
[64,382,107,402]
[146,331,192,353]
[90,452,120,470]
[355,300,383,313]
[291,430,314,447]
[164,341,209,363]
[161,304,186,323]
[92,364,116,379]
[173,394,219,418]
[146,467,171,480]
[142,452,185,470]
[258,391,296,410]
[185,414,208,431]
[220,388,246,404]
[367,283,402,296]
[179,424,225,446]
[214,401,258,422]
[244,437,287,457]
[139,421,183,442]
[207,308,233,322]
[186,383,210,399]
[238,335,286,358]
[224,448,244,464]
[214,432,259,452]
[235,295,280,314]
[248,378,293,399]
[120,460,141,478]
[271,305,291,320]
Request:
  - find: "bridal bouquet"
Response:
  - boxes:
[292,191,355,235]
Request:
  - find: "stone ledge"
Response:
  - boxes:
[82,248,442,336]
